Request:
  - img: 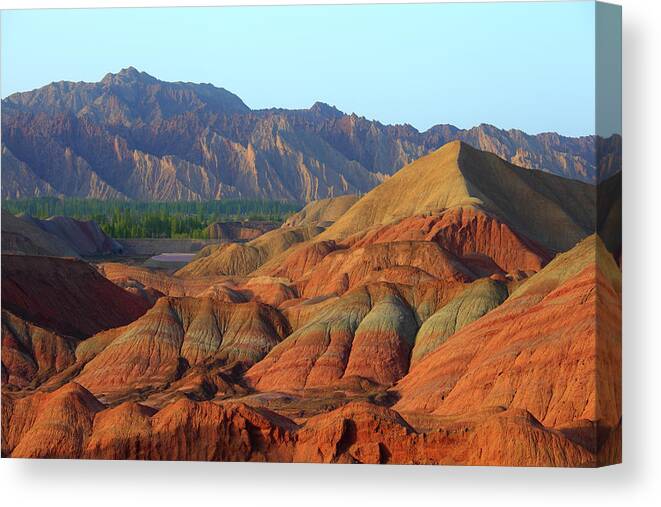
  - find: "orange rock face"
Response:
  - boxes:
[294,402,593,466]
[296,241,474,298]
[83,399,297,462]
[4,382,104,458]
[393,236,621,456]
[1,383,593,466]
[2,310,78,388]
[348,206,551,276]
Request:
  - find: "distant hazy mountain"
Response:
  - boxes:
[1,67,620,202]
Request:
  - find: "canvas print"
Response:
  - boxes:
[0,1,621,466]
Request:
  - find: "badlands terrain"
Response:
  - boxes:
[1,139,621,466]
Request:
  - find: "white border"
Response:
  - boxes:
[2,1,660,506]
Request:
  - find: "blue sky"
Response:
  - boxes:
[1,2,597,136]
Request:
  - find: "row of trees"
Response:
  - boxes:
[3,197,301,239]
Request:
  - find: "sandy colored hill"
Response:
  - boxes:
[320,141,596,252]
[205,220,278,241]
[283,194,359,228]
[176,224,324,277]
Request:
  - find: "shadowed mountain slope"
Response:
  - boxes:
[1,254,152,339]
[1,210,79,257]
[1,210,121,257]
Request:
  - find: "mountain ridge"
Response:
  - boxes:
[2,68,620,202]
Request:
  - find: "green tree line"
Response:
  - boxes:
[2,197,301,239]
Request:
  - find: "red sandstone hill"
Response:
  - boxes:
[393,235,621,461]
[264,206,550,301]
[1,254,151,339]
[74,296,290,401]
[0,232,620,465]
[2,382,594,466]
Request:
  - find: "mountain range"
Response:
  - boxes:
[1,67,620,202]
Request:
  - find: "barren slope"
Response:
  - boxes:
[320,141,595,252]
[1,254,152,339]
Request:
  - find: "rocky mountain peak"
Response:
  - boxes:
[101,66,158,86]
[310,101,343,118]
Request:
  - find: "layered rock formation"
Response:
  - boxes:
[0,136,620,466]
[75,296,290,400]
[245,282,464,391]
[1,210,78,257]
[393,236,621,455]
